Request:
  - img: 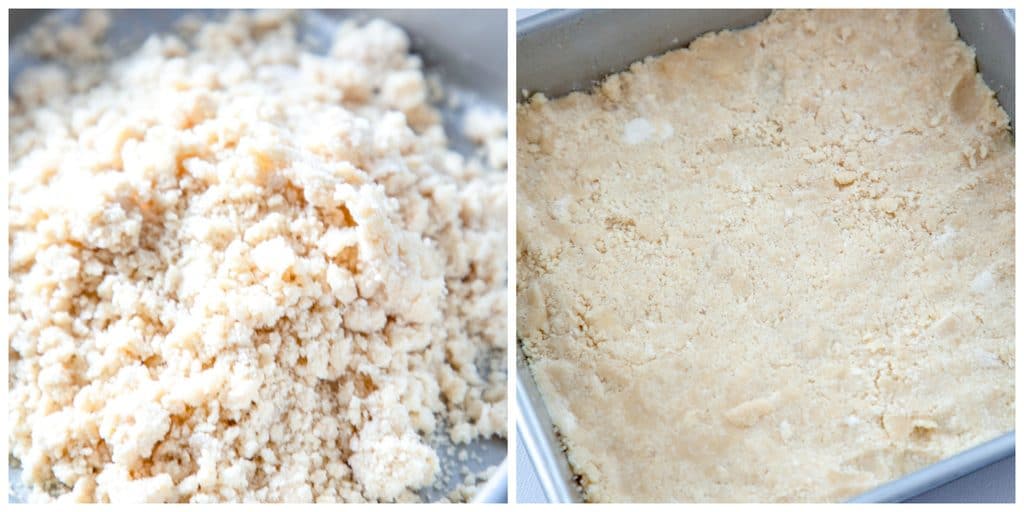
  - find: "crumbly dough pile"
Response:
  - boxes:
[518,10,1013,502]
[10,10,506,503]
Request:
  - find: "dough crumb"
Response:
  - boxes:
[623,117,655,145]
[10,10,507,503]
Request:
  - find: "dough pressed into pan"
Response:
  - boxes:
[517,10,1013,502]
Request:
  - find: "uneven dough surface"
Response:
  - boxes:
[9,11,506,503]
[517,10,1013,502]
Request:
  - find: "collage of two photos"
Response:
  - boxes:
[6,6,1017,505]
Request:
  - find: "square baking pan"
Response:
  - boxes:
[516,8,1014,503]
[8,8,507,504]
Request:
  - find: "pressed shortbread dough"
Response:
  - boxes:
[9,11,506,503]
[517,10,1013,502]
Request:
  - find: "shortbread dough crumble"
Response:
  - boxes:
[518,10,1012,502]
[9,11,507,503]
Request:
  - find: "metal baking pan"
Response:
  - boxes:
[8,8,507,504]
[516,8,1014,503]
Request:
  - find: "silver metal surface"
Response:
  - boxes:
[849,432,1015,503]
[950,9,1015,126]
[517,9,771,100]
[516,8,1015,503]
[516,348,582,502]
[8,9,507,503]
